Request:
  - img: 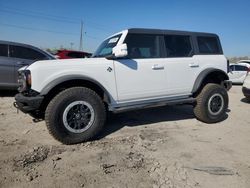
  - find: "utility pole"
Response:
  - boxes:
[70,42,74,50]
[79,20,83,51]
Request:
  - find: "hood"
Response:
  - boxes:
[18,65,29,71]
[27,57,105,70]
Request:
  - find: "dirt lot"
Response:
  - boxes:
[0,86,250,188]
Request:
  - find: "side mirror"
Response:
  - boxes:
[112,43,128,58]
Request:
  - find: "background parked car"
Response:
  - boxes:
[0,40,55,90]
[56,50,92,59]
[242,72,250,99]
[228,64,250,84]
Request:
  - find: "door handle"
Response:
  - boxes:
[189,63,199,68]
[152,64,164,70]
[17,62,28,66]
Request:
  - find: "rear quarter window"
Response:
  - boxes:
[197,36,221,54]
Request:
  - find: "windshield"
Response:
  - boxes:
[92,34,121,57]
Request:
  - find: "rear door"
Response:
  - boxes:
[163,34,198,96]
[0,43,17,88]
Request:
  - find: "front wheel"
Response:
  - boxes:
[194,83,228,123]
[45,87,106,144]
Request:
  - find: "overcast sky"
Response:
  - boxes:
[0,0,249,57]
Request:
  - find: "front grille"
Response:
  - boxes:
[23,89,40,97]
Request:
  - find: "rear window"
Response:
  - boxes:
[197,36,220,54]
[0,44,8,57]
[164,35,193,57]
[9,45,47,60]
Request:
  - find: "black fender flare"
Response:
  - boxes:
[192,68,229,93]
[40,75,113,103]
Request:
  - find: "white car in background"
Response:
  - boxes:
[228,64,250,84]
[242,72,250,99]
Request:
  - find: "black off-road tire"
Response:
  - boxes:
[45,87,106,144]
[194,83,228,123]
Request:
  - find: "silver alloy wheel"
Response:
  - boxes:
[63,101,95,133]
[208,93,224,116]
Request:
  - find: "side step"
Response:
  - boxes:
[111,97,196,113]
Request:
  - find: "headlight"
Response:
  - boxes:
[18,70,31,92]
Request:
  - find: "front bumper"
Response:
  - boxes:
[223,80,232,91]
[242,87,250,98]
[14,93,44,113]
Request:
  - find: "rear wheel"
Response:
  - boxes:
[194,83,228,123]
[45,87,106,144]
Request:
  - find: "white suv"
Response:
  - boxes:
[14,28,232,144]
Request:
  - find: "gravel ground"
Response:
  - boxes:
[0,85,250,188]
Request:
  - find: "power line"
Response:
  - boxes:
[0,9,79,25]
[0,22,103,40]
[84,34,101,40]
[1,6,80,22]
[0,22,76,36]
[0,6,114,33]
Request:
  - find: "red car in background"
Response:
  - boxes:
[56,50,92,59]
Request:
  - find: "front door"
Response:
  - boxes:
[229,65,248,83]
[233,65,248,83]
[114,34,167,102]
[114,58,167,102]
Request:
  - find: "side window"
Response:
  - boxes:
[124,34,162,59]
[164,35,192,57]
[229,65,235,71]
[9,45,47,60]
[235,65,248,71]
[0,44,8,57]
[197,36,220,54]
